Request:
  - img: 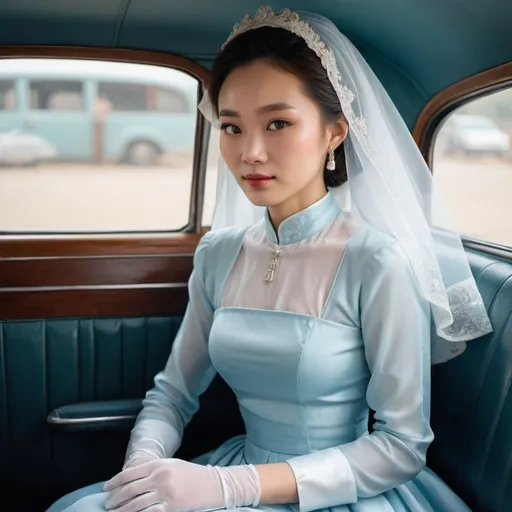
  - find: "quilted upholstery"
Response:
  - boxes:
[429,250,512,512]
[0,318,177,498]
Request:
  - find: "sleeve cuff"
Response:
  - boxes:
[286,447,357,512]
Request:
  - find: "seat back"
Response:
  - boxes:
[428,250,512,512]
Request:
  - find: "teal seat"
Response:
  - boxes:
[428,250,512,511]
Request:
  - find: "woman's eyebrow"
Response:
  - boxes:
[219,102,295,117]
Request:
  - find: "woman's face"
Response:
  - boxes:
[218,59,346,221]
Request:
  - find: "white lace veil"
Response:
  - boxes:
[198,6,493,364]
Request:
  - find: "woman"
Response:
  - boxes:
[47,6,492,512]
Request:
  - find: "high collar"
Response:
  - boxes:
[264,191,341,245]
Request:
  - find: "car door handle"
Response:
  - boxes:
[47,398,142,431]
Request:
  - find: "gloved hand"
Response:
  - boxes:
[122,449,161,470]
[103,458,261,512]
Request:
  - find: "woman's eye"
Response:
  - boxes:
[268,120,291,131]
[220,124,240,135]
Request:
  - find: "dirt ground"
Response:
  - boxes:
[432,155,512,246]
[0,155,510,246]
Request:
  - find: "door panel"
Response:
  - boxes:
[0,316,180,497]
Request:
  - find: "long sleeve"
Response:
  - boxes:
[286,240,434,512]
[125,231,217,461]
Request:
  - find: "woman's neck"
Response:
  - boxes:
[268,186,328,233]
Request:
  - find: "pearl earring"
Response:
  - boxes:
[326,149,336,171]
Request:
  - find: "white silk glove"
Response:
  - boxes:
[122,449,161,470]
[103,458,262,512]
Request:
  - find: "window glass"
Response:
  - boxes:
[0,58,199,233]
[153,86,189,113]
[29,80,84,111]
[433,87,512,246]
[0,80,15,110]
[98,82,147,112]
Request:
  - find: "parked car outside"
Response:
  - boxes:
[0,129,56,166]
[437,114,510,157]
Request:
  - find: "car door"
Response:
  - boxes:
[0,50,243,511]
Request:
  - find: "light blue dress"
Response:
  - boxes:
[47,192,470,512]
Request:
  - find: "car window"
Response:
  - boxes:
[432,87,512,246]
[153,86,189,113]
[0,58,200,233]
[98,82,147,112]
[0,80,15,110]
[29,80,84,111]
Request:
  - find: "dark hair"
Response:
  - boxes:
[208,27,347,188]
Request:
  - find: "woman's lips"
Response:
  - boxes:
[243,174,275,188]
